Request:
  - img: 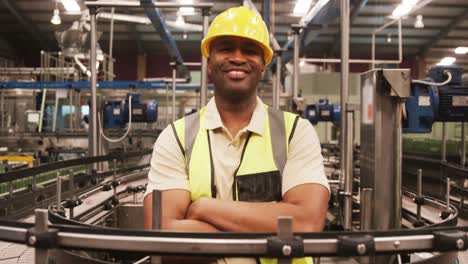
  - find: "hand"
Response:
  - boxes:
[186,197,211,220]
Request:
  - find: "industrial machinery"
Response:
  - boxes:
[103,93,158,129]
[307,66,467,133]
[305,99,341,124]
[404,66,468,133]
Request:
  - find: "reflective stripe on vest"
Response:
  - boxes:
[171,104,311,264]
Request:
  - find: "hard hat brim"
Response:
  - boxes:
[201,34,273,66]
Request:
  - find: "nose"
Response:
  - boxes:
[228,48,247,64]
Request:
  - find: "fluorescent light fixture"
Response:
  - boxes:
[392,0,419,18]
[98,13,151,24]
[62,0,81,12]
[294,0,313,15]
[50,9,61,25]
[437,57,456,66]
[179,0,195,15]
[455,47,468,55]
[165,20,203,31]
[414,15,424,28]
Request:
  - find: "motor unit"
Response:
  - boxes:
[403,66,468,133]
[305,99,341,125]
[104,93,157,129]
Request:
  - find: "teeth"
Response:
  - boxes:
[229,71,244,74]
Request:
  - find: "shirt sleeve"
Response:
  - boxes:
[144,125,190,198]
[281,118,330,196]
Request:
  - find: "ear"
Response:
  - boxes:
[207,57,212,78]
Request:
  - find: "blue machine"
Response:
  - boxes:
[104,93,158,129]
[403,66,467,133]
[305,99,341,125]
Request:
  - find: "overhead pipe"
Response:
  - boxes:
[301,18,402,66]
[108,8,115,81]
[271,32,282,110]
[281,0,339,52]
[371,19,402,68]
[142,0,189,80]
[263,0,270,32]
[292,28,300,100]
[243,0,281,54]
[267,0,339,69]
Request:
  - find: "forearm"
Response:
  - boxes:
[187,184,329,233]
[159,221,218,264]
[187,199,324,232]
[162,218,220,232]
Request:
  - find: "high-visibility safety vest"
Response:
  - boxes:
[171,104,312,264]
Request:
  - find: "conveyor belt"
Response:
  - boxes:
[0,241,33,264]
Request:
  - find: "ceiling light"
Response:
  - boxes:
[51,9,61,25]
[387,33,392,43]
[183,33,187,40]
[299,59,306,67]
[175,15,185,26]
[99,13,151,24]
[179,0,195,15]
[294,0,313,15]
[455,47,468,55]
[62,0,81,12]
[392,0,419,18]
[414,15,424,28]
[437,57,456,66]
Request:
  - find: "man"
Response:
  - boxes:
[143,6,329,263]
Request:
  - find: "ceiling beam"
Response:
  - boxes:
[419,8,468,56]
[0,0,51,50]
[143,5,188,79]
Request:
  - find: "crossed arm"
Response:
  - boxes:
[143,183,329,233]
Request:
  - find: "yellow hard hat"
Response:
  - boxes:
[201,6,273,65]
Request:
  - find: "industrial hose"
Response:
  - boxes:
[412,71,453,86]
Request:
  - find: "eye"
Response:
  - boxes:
[244,49,259,55]
[217,45,233,53]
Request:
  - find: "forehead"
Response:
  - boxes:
[210,36,261,49]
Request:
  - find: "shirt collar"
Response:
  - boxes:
[204,97,266,136]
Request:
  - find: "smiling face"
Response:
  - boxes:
[207,36,266,102]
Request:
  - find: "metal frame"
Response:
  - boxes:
[371,19,402,69]
[0,210,466,264]
[85,0,213,167]
[340,0,352,231]
[290,0,354,229]
[0,80,212,90]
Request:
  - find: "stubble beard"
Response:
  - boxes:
[215,84,256,105]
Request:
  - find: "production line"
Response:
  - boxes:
[0,0,467,264]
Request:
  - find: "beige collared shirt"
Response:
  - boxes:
[145,96,329,199]
[145,97,328,264]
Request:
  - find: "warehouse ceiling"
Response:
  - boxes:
[0,0,467,69]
